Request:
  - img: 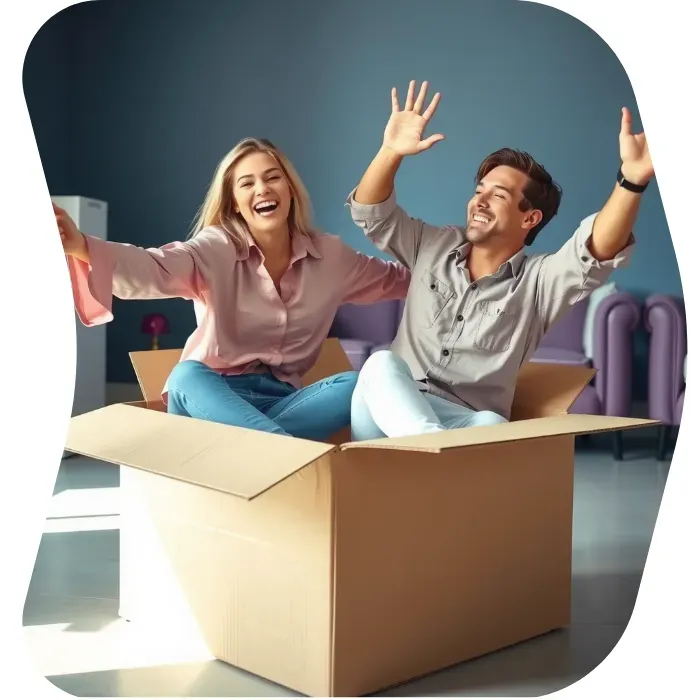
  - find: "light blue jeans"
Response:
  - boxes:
[351,350,508,441]
[167,360,357,441]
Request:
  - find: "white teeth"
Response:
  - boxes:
[473,214,490,223]
[254,200,279,216]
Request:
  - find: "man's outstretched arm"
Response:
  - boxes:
[347,80,446,268]
[354,79,444,204]
[589,107,654,261]
[353,146,404,205]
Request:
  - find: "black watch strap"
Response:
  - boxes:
[617,168,648,193]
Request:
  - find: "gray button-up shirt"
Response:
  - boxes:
[346,187,635,420]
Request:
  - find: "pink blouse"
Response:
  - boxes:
[68,225,410,394]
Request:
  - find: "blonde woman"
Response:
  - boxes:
[57,137,410,441]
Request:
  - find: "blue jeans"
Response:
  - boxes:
[351,350,508,440]
[167,360,358,441]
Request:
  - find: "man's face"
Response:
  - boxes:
[465,165,539,246]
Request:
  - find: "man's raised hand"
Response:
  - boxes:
[382,80,445,156]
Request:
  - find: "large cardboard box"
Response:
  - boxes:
[64,339,656,697]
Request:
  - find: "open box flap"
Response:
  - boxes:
[128,348,182,403]
[300,337,355,385]
[510,362,597,420]
[64,403,336,499]
[340,414,659,453]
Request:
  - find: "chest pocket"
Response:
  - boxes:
[416,270,455,329]
[474,301,516,353]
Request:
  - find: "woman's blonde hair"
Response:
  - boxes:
[188,137,315,251]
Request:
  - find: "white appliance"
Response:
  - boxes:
[52,195,108,418]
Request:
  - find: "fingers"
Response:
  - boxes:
[53,201,72,228]
[54,201,70,242]
[413,81,429,113]
[620,107,633,136]
[391,87,400,113]
[418,133,445,152]
[422,91,441,121]
[404,80,416,111]
[398,80,440,119]
[53,201,67,232]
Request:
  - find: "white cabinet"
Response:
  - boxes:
[52,195,108,417]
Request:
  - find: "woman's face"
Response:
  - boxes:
[232,151,293,237]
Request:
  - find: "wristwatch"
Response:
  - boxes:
[617,168,648,193]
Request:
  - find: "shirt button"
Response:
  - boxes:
[430,283,437,290]
[470,283,477,290]
[442,349,449,357]
[457,314,464,322]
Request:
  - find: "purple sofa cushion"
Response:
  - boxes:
[531,347,592,367]
[330,300,401,346]
[539,297,588,353]
[338,339,373,371]
[370,343,392,354]
[644,294,686,426]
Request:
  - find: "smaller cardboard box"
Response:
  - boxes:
[64,339,656,697]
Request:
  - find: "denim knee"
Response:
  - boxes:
[325,370,359,388]
[167,359,209,392]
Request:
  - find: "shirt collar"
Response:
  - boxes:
[451,242,527,279]
[241,228,323,262]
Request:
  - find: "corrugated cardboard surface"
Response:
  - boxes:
[118,435,577,697]
[66,403,335,498]
[510,362,597,419]
[60,339,660,697]
[330,436,574,696]
[339,414,651,453]
[120,456,335,697]
[129,348,182,404]
[118,466,205,639]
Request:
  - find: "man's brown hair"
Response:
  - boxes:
[475,148,563,245]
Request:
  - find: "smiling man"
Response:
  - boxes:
[346,80,653,440]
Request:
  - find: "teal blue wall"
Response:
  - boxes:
[24,0,680,399]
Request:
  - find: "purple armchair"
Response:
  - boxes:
[530,291,641,459]
[328,300,404,369]
[643,294,686,460]
[330,290,640,459]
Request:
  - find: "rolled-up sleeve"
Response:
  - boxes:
[345,187,439,270]
[537,212,635,325]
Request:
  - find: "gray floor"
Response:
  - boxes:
[23,430,671,697]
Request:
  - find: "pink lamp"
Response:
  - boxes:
[141,313,170,350]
